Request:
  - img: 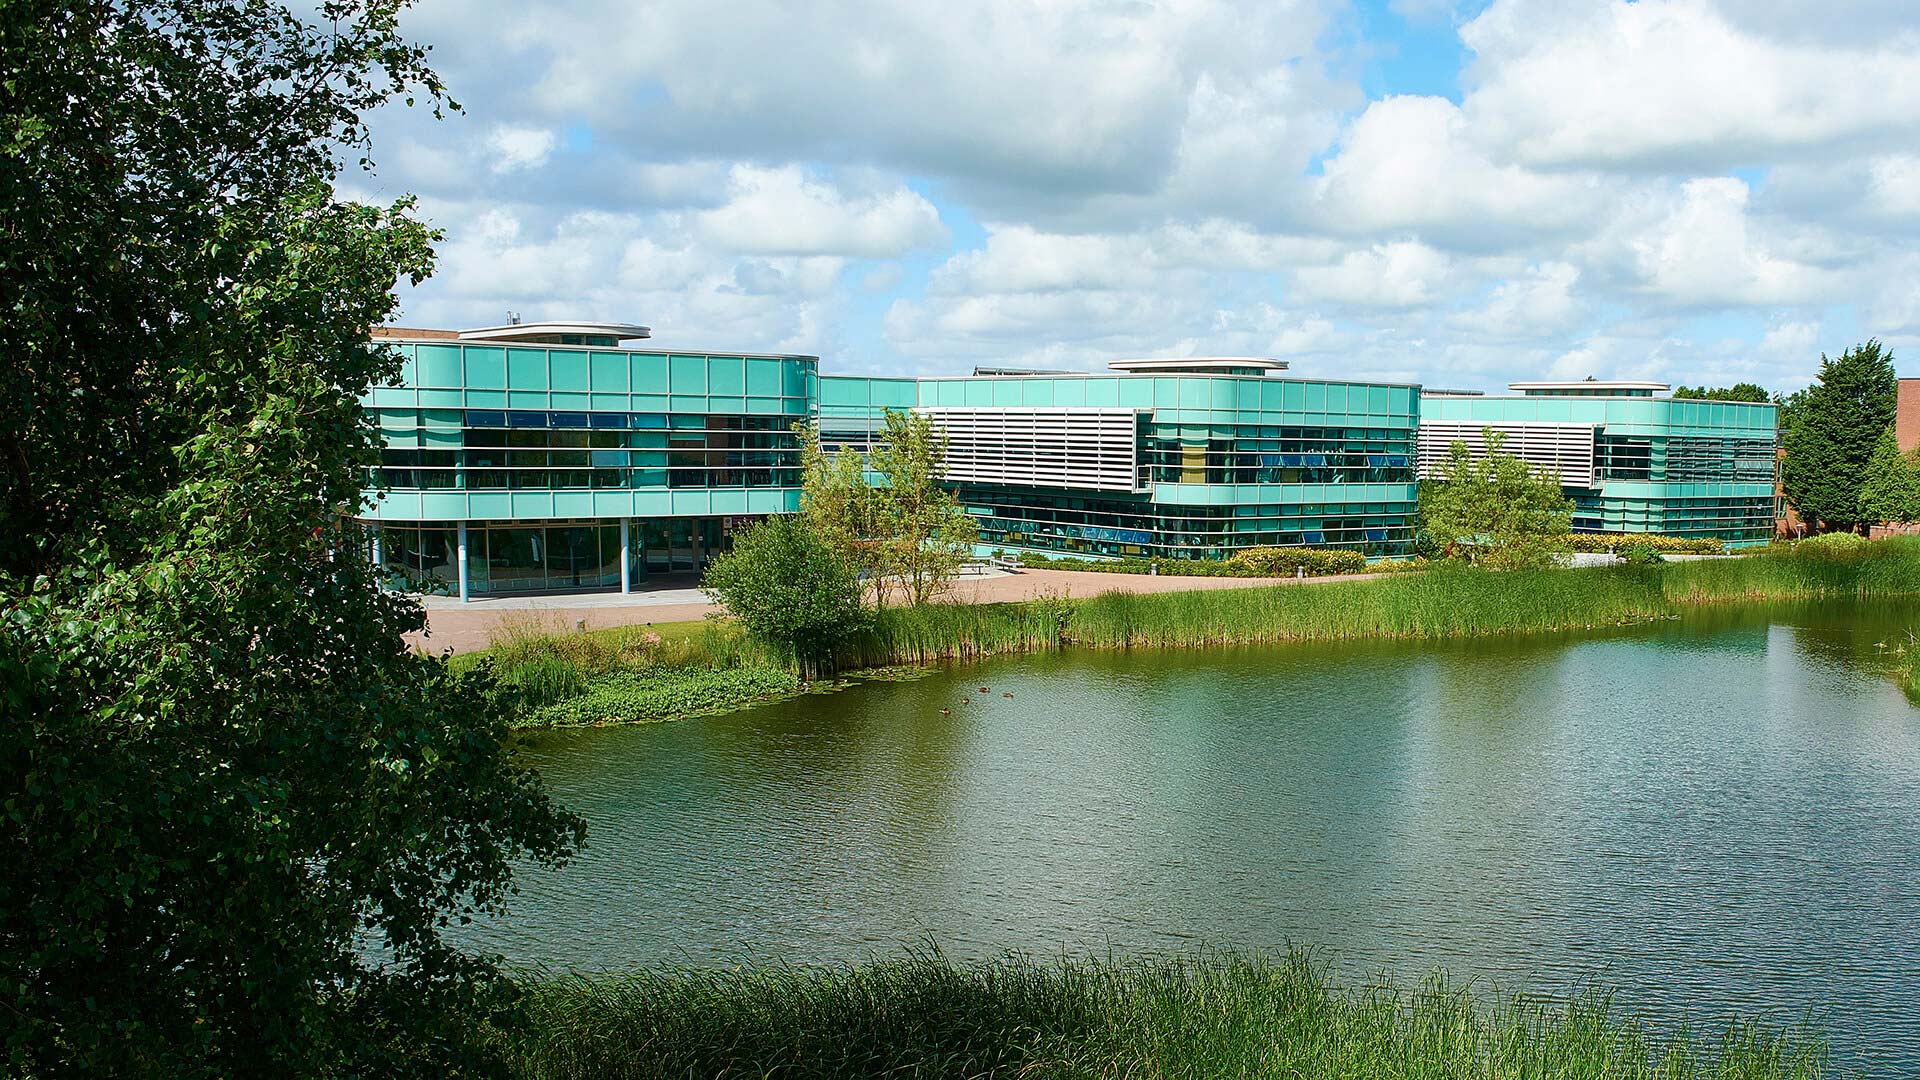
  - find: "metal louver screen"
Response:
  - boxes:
[1417,420,1600,488]
[915,407,1145,492]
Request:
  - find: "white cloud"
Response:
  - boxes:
[1867,156,1920,217]
[1616,178,1825,307]
[1459,0,1920,171]
[693,165,946,257]
[375,0,1920,387]
[1313,95,1602,244]
[1449,262,1582,338]
[485,125,557,174]
[1292,241,1453,308]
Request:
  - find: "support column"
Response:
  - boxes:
[619,518,632,594]
[456,520,470,604]
[370,529,383,573]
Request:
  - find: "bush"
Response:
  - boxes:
[1615,542,1664,566]
[1228,547,1369,576]
[1550,534,1726,555]
[1013,549,1372,577]
[703,516,870,676]
[528,667,802,728]
[1798,531,1869,554]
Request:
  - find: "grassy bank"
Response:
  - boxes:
[500,950,1832,1079]
[469,538,1920,727]
[851,538,1920,658]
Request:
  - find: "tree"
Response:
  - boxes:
[3,3,582,1077]
[793,421,886,601]
[702,515,869,676]
[1782,341,1898,533]
[1418,431,1575,570]
[1857,426,1920,526]
[869,409,981,605]
[1673,382,1771,402]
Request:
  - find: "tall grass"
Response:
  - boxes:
[462,539,1920,725]
[500,949,1832,1080]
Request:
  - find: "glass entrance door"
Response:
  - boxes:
[640,519,703,575]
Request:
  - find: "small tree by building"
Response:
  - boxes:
[1782,340,1898,533]
[869,410,980,606]
[793,421,885,600]
[1857,426,1920,527]
[702,515,869,677]
[1419,431,1575,569]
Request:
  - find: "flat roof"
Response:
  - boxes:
[1110,357,1290,374]
[1508,380,1669,392]
[459,321,652,343]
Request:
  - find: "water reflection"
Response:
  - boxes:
[484,601,1920,1073]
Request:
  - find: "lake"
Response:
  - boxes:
[473,601,1920,1073]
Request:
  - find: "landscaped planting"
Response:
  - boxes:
[1013,546,1371,577]
[467,538,1920,727]
[1551,533,1729,555]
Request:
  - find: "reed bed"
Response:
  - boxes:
[500,950,1832,1080]
[463,539,1920,726]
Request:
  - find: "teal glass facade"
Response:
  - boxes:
[1420,394,1780,546]
[821,374,1421,560]
[360,337,815,595]
[359,330,1782,596]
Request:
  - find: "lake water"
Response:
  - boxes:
[475,601,1920,1074]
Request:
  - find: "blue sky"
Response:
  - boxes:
[360,0,1920,393]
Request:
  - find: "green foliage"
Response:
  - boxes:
[1551,533,1726,555]
[1229,546,1370,576]
[527,668,801,728]
[703,515,869,676]
[1012,549,1371,577]
[793,420,883,593]
[1672,382,1772,402]
[1794,530,1870,554]
[1,3,584,1077]
[1783,340,1898,532]
[1418,432,1576,569]
[868,410,981,605]
[501,949,1830,1080]
[1615,542,1664,566]
[1857,425,1920,525]
[791,411,979,606]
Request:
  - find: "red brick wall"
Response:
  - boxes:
[1897,378,1920,453]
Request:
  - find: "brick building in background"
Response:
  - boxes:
[1897,378,1920,453]
[1866,377,1920,538]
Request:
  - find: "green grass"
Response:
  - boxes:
[499,950,1833,1080]
[526,667,801,728]
[459,538,1920,726]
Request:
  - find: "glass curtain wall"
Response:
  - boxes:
[471,521,624,594]
[373,410,800,492]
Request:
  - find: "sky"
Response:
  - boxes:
[352,0,1920,393]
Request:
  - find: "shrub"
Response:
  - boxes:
[1798,531,1869,554]
[1228,547,1369,576]
[1013,549,1372,577]
[1551,534,1726,555]
[703,516,870,676]
[1615,542,1664,566]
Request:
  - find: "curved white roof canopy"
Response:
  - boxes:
[1507,380,1669,393]
[458,321,652,344]
[1108,357,1290,375]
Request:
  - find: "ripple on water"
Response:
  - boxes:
[484,601,1920,1074]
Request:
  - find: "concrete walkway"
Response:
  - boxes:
[408,566,1383,654]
